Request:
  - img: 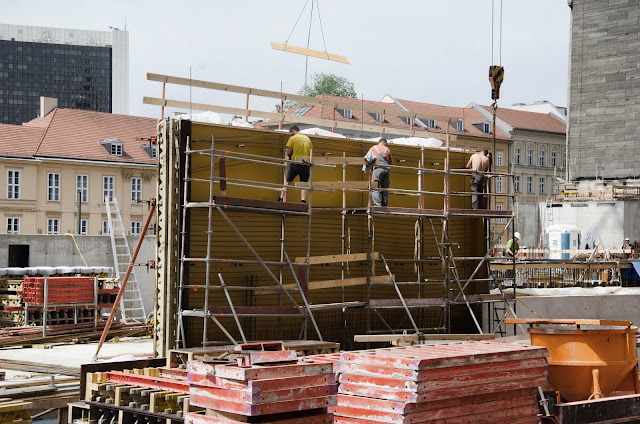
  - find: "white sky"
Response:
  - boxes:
[3,0,571,120]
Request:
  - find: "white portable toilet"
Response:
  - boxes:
[546,224,581,259]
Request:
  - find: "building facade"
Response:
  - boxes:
[0,24,128,125]
[0,108,156,236]
[567,0,640,181]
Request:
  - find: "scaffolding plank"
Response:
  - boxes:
[295,181,369,190]
[213,196,308,213]
[206,306,303,316]
[295,253,379,265]
[270,42,350,64]
[256,275,391,294]
[368,298,445,308]
[310,157,366,165]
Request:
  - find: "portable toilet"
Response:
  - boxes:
[546,224,581,259]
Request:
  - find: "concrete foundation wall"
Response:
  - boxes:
[492,294,640,336]
[0,234,156,315]
[538,200,639,249]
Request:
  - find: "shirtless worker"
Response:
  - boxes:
[466,149,490,209]
[279,125,313,204]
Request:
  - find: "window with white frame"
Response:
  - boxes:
[563,152,566,168]
[540,177,545,194]
[496,205,503,224]
[7,170,20,199]
[515,149,521,165]
[496,152,503,166]
[102,220,110,235]
[539,150,545,167]
[527,177,533,194]
[103,176,115,202]
[482,122,490,134]
[551,152,557,168]
[110,142,123,156]
[131,221,142,236]
[74,219,88,235]
[456,118,464,131]
[6,217,19,234]
[337,109,352,119]
[76,174,88,203]
[496,177,503,193]
[425,119,436,128]
[497,236,503,246]
[514,176,521,192]
[47,172,60,201]
[527,150,533,166]
[47,218,60,235]
[131,178,142,204]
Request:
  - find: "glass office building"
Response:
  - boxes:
[0,24,128,125]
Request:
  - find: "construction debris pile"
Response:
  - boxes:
[331,341,548,424]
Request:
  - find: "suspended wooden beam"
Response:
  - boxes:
[270,42,350,64]
[146,73,461,123]
[143,96,457,142]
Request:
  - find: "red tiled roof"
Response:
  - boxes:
[0,124,45,159]
[260,95,509,141]
[480,105,566,134]
[28,108,157,164]
[395,99,510,140]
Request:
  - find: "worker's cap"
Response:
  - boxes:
[625,237,630,241]
[514,232,521,239]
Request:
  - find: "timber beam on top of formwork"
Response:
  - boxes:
[146,73,461,123]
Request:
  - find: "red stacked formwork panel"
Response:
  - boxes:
[22,277,95,305]
[186,357,335,423]
[332,341,548,424]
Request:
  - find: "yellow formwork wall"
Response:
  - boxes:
[180,124,485,345]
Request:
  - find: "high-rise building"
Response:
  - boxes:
[0,24,128,125]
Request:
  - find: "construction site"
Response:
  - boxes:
[0,1,640,423]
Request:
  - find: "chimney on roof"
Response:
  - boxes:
[40,96,58,117]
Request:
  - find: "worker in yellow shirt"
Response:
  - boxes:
[279,125,313,204]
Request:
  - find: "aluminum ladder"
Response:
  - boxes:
[105,196,147,323]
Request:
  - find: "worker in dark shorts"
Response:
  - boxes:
[279,125,313,203]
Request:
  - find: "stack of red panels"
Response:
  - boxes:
[332,341,548,424]
[186,358,335,423]
[22,277,95,305]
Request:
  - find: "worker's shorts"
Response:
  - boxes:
[286,163,310,183]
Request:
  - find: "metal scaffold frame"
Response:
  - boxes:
[154,117,518,352]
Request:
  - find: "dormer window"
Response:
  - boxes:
[369,112,385,123]
[402,116,411,125]
[455,119,464,131]
[337,108,353,119]
[99,138,124,157]
[425,119,436,128]
[111,143,123,156]
[482,122,491,134]
[292,105,313,116]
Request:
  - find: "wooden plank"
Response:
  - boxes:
[146,73,461,122]
[489,262,633,270]
[144,96,457,142]
[505,318,632,326]
[255,275,391,294]
[353,334,496,343]
[295,181,369,190]
[309,156,366,165]
[295,252,379,264]
[270,42,350,64]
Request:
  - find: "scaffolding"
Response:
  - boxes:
[154,118,517,353]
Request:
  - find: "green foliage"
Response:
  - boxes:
[284,73,357,110]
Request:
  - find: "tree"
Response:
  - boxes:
[285,73,357,110]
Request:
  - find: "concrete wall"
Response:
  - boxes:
[0,234,156,315]
[568,0,640,180]
[538,200,640,249]
[515,201,541,248]
[490,294,640,336]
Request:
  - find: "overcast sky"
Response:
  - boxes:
[4,0,571,120]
